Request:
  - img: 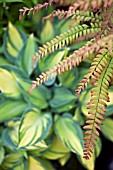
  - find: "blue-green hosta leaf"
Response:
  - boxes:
[18,109,52,148]
[0,147,5,165]
[39,50,65,72]
[0,68,21,98]
[41,20,54,44]
[101,118,113,142]
[106,105,113,116]
[58,67,78,90]
[3,22,25,62]
[1,154,23,169]
[18,34,38,76]
[54,114,84,155]
[42,136,69,160]
[77,137,102,170]
[27,156,47,170]
[49,86,76,108]
[17,79,49,109]
[0,100,27,122]
[2,123,20,149]
[1,0,24,2]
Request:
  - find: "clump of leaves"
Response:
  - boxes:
[20,0,113,160]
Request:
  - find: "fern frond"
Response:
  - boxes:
[42,9,102,24]
[28,34,113,94]
[76,48,110,96]
[19,0,55,20]
[69,0,113,12]
[83,54,113,159]
[71,10,103,23]
[32,23,101,66]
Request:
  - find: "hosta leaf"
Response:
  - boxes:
[3,22,25,62]
[79,87,93,116]
[58,67,78,90]
[39,50,65,72]
[18,34,38,76]
[13,162,25,170]
[49,86,76,108]
[0,147,5,165]
[106,105,113,116]
[54,114,84,155]
[1,154,23,169]
[101,118,113,142]
[0,56,12,66]
[0,68,21,98]
[27,157,47,170]
[58,153,71,166]
[51,100,75,113]
[17,79,49,109]
[73,107,85,125]
[2,124,19,149]
[41,20,54,44]
[0,100,27,122]
[42,136,69,160]
[18,109,52,148]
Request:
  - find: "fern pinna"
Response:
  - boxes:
[20,0,113,159]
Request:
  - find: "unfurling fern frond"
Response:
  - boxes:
[32,23,101,66]
[83,53,113,159]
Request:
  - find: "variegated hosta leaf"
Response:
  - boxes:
[0,147,5,165]
[1,154,23,169]
[101,118,113,142]
[54,113,84,155]
[49,86,76,108]
[42,136,69,160]
[18,34,38,76]
[0,68,21,98]
[0,100,27,122]
[27,157,47,170]
[3,22,25,62]
[58,153,71,166]
[18,109,52,148]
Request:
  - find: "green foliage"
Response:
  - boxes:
[0,0,113,170]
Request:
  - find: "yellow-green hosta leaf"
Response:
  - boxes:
[42,136,69,160]
[79,87,93,116]
[49,86,76,108]
[0,100,27,122]
[13,162,25,170]
[101,118,113,142]
[18,109,52,148]
[0,147,5,165]
[41,20,54,44]
[54,114,84,155]
[18,34,38,76]
[41,159,55,170]
[0,56,12,66]
[0,68,21,98]
[8,22,23,51]
[27,157,47,170]
[4,22,25,62]
[39,50,65,72]
[1,154,23,169]
[28,141,48,154]
[58,153,71,166]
